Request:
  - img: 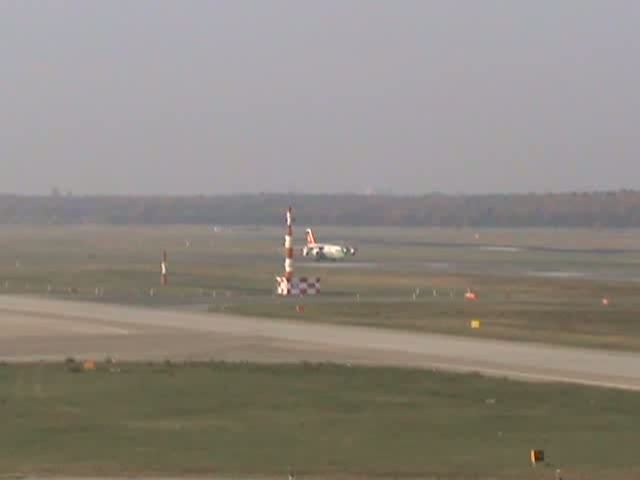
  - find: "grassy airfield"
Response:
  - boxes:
[1,225,640,350]
[1,225,640,478]
[1,361,640,479]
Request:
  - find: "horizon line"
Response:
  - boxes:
[0,189,638,198]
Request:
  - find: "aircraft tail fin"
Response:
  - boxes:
[306,228,317,246]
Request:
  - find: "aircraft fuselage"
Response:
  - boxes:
[302,243,357,261]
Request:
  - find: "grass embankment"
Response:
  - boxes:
[1,361,639,479]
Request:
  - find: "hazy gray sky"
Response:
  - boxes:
[1,1,639,195]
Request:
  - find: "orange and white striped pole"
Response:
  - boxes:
[161,250,168,285]
[285,207,294,282]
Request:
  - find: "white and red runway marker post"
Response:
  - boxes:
[161,250,168,286]
[276,207,320,296]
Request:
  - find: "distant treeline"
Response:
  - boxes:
[1,191,640,227]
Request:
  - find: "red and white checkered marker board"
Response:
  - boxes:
[276,276,320,296]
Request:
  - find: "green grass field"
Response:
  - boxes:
[2,225,640,351]
[1,361,639,479]
[2,226,640,478]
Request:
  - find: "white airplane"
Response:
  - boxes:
[302,228,357,261]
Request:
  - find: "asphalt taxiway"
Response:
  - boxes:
[2,295,639,390]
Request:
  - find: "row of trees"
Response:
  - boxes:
[1,191,640,227]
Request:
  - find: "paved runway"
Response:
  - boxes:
[2,295,640,390]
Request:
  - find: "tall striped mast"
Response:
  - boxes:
[160,250,168,285]
[284,207,294,281]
